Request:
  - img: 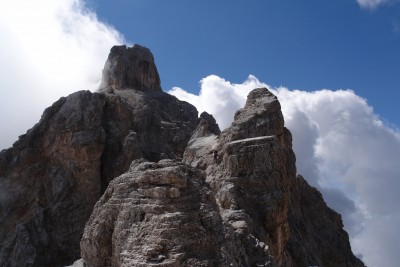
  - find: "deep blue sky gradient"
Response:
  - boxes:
[90,0,400,127]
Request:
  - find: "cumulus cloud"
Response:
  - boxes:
[169,75,400,267]
[0,0,124,150]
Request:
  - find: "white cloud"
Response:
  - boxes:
[0,0,124,150]
[356,0,398,9]
[169,75,262,130]
[169,75,400,267]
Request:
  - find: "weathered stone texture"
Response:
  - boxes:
[0,91,106,266]
[81,159,225,267]
[99,44,161,92]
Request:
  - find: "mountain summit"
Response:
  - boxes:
[0,45,364,267]
[99,44,162,92]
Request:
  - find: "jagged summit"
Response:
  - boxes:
[225,88,284,142]
[99,44,161,92]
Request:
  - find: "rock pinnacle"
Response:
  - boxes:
[99,44,161,92]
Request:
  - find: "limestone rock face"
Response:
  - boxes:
[99,87,198,187]
[81,159,224,267]
[223,88,284,142]
[81,159,275,267]
[99,44,161,92]
[184,88,295,265]
[0,91,106,267]
[183,87,364,267]
[0,46,198,266]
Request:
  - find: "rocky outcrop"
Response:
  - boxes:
[81,159,227,266]
[0,44,364,267]
[99,44,161,92]
[183,88,295,266]
[81,159,276,267]
[0,45,198,266]
[99,87,198,187]
[81,87,364,267]
[185,87,364,267]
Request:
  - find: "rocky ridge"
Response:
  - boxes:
[0,44,364,267]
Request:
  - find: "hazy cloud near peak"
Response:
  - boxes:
[169,75,400,267]
[0,0,124,150]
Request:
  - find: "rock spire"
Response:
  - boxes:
[99,44,161,92]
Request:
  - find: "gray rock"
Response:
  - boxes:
[0,91,106,267]
[223,88,284,142]
[81,160,226,267]
[183,111,221,170]
[286,175,365,267]
[99,44,161,92]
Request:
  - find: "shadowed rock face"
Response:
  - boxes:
[0,91,106,267]
[286,175,365,267]
[0,45,364,267]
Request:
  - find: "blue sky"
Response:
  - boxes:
[90,0,400,127]
[0,1,399,266]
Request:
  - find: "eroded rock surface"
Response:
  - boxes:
[81,159,275,267]
[99,44,161,92]
[81,159,224,266]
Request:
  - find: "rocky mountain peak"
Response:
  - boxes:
[99,44,161,92]
[223,87,284,143]
[0,44,364,267]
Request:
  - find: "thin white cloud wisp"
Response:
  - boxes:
[169,75,400,267]
[0,0,124,150]
[356,0,400,9]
